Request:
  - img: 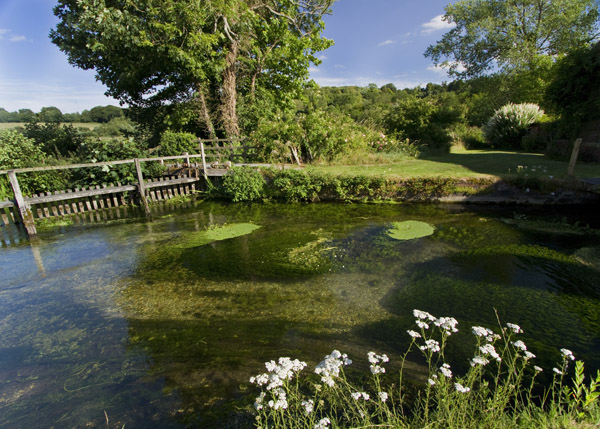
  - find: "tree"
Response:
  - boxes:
[88,105,124,123]
[51,0,333,138]
[38,106,64,123]
[425,0,600,78]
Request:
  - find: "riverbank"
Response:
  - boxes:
[215,167,600,206]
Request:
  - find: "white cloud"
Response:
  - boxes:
[377,40,394,47]
[421,15,455,34]
[9,35,27,42]
[308,66,320,73]
[318,55,328,60]
[427,62,466,75]
[334,64,346,69]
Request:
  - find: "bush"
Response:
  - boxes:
[451,125,487,149]
[159,131,199,156]
[220,167,266,202]
[484,103,544,149]
[0,130,67,198]
[23,121,86,157]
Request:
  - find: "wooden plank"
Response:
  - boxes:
[567,138,582,176]
[26,184,136,205]
[0,159,136,175]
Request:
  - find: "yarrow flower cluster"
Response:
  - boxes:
[506,323,523,334]
[560,348,575,361]
[301,399,314,415]
[455,382,471,393]
[351,391,370,401]
[315,417,331,429]
[407,329,421,339]
[250,357,307,391]
[480,343,501,362]
[368,352,389,374]
[379,391,389,402]
[419,339,441,353]
[471,355,490,367]
[315,350,352,387]
[413,309,436,329]
[439,363,452,378]
[512,340,527,352]
[472,326,500,342]
[434,317,459,335]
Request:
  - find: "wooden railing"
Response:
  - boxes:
[0,139,268,236]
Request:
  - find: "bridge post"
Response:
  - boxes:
[7,170,37,236]
[134,159,150,215]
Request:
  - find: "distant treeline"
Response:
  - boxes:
[0,105,126,123]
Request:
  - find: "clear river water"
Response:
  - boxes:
[0,201,599,427]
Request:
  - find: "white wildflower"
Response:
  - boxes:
[506,323,523,334]
[413,309,436,321]
[368,352,389,374]
[560,348,575,361]
[472,326,499,342]
[428,378,436,386]
[302,399,314,415]
[440,363,452,378]
[315,417,331,429]
[379,392,389,402]
[351,392,362,400]
[362,392,370,401]
[419,339,441,353]
[315,350,351,387]
[553,367,563,375]
[435,316,459,334]
[455,383,471,393]
[480,343,501,362]
[416,320,430,330]
[512,340,527,351]
[254,392,266,410]
[407,330,421,338]
[524,351,536,361]
[534,366,543,372]
[470,355,489,367]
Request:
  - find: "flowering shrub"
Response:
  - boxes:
[248,310,600,428]
[484,103,544,149]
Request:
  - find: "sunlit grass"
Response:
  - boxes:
[308,148,600,180]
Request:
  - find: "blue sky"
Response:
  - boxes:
[0,0,455,113]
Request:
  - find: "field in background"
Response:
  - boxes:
[0,122,101,130]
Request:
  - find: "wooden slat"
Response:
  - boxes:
[26,184,136,205]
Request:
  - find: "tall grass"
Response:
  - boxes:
[248,310,600,428]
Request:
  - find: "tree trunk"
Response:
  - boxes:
[197,84,217,140]
[221,41,240,137]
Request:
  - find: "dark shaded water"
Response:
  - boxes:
[0,201,599,427]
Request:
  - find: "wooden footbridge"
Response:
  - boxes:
[0,139,280,237]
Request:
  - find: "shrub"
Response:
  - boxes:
[159,131,199,156]
[484,103,544,149]
[0,130,67,198]
[220,167,266,202]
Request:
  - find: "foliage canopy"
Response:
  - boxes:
[425,0,600,78]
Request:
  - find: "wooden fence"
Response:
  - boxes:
[0,139,267,237]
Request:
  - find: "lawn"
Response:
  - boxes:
[308,148,600,180]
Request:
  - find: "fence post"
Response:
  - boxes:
[7,170,37,236]
[200,142,208,182]
[134,159,150,215]
[567,138,582,176]
[184,152,191,166]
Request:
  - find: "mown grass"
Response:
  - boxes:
[308,148,600,180]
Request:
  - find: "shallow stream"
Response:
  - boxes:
[0,201,599,427]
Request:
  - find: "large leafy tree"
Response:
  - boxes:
[425,0,600,78]
[51,0,332,138]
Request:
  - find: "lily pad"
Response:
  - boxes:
[386,221,435,241]
[177,223,261,248]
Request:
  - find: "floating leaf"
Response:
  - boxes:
[386,221,435,241]
[177,223,261,248]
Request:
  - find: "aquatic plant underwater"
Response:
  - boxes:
[248,309,600,428]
